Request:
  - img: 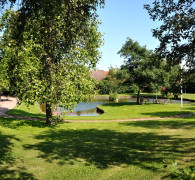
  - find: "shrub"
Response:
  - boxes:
[109,92,118,101]
[96,80,117,94]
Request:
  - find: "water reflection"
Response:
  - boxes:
[56,101,107,116]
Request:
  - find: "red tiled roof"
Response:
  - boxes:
[91,70,108,80]
[104,71,109,76]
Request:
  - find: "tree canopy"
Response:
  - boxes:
[96,67,130,94]
[0,0,104,124]
[118,37,166,104]
[144,0,194,71]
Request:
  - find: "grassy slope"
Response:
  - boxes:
[6,103,46,119]
[0,116,195,180]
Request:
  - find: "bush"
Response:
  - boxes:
[96,80,117,95]
[109,92,118,101]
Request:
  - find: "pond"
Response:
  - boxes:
[53,97,191,117]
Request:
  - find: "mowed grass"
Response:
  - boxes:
[123,93,195,100]
[6,102,46,119]
[1,96,195,179]
[0,116,195,180]
[6,101,195,121]
[65,102,195,120]
[182,93,195,101]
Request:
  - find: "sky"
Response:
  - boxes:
[0,0,162,71]
[96,0,162,71]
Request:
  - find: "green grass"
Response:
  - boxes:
[115,92,195,101]
[6,101,195,121]
[182,93,195,101]
[1,95,195,179]
[6,102,46,119]
[0,116,194,180]
[136,93,195,101]
[65,102,195,120]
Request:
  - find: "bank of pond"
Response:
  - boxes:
[41,95,194,117]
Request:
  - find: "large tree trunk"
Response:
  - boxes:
[137,89,140,105]
[46,102,52,125]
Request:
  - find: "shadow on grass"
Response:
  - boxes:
[119,116,195,129]
[0,166,37,180]
[184,107,195,111]
[6,109,46,119]
[0,131,16,165]
[0,117,47,129]
[0,131,36,180]
[24,129,195,171]
[102,102,153,107]
[141,111,193,118]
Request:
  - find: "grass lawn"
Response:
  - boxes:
[0,115,195,180]
[65,102,195,120]
[1,95,195,179]
[119,93,195,100]
[6,101,195,121]
[127,93,195,101]
[6,102,46,119]
[182,93,195,101]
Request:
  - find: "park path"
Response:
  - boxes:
[0,96,195,122]
[0,96,45,121]
[0,96,17,117]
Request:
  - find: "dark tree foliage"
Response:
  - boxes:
[96,67,131,94]
[118,38,166,104]
[144,0,195,71]
[183,71,195,93]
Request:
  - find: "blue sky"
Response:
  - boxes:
[96,0,162,70]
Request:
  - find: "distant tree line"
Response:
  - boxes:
[96,38,195,104]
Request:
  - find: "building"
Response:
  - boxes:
[91,70,109,80]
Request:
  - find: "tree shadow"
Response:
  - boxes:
[119,116,195,129]
[0,117,47,129]
[24,129,195,171]
[0,131,16,165]
[6,109,46,119]
[184,107,195,111]
[0,131,36,180]
[0,99,12,102]
[141,111,193,117]
[0,166,37,180]
[102,102,152,107]
[102,102,136,107]
[0,107,12,116]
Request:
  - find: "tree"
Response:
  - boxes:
[184,72,195,93]
[0,0,104,125]
[144,0,195,71]
[118,38,166,104]
[96,67,130,94]
[162,65,181,97]
[0,48,9,100]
